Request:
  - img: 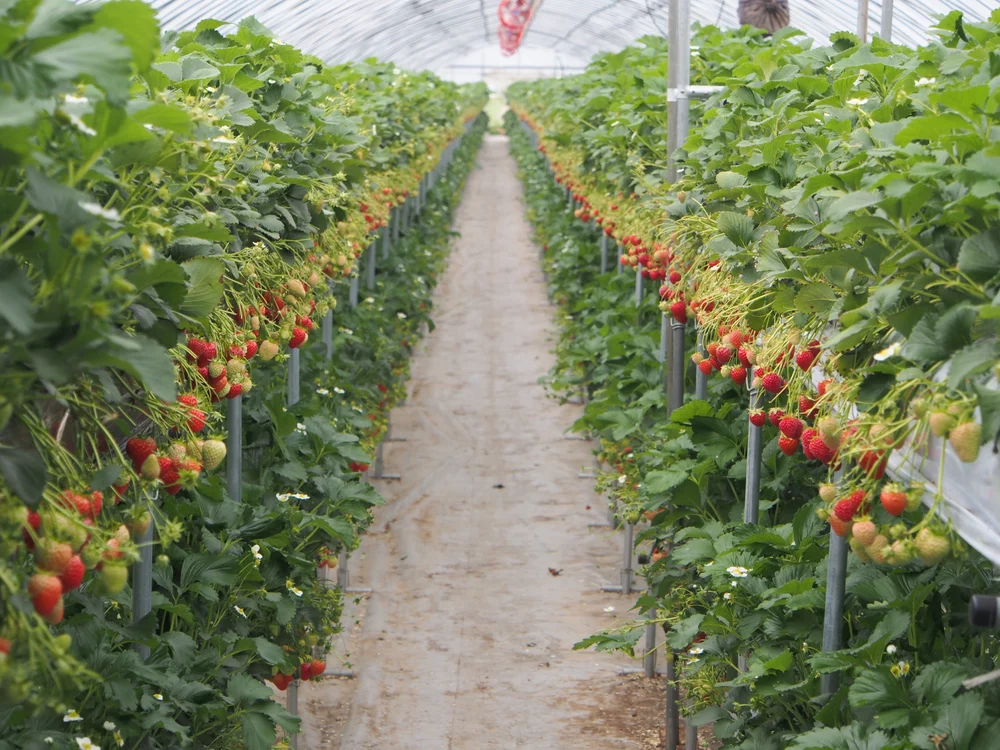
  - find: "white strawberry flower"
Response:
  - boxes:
[397,312,407,319]
[64,710,83,722]
[886,644,897,654]
[234,606,247,618]
[334,387,345,394]
[727,565,749,578]
[153,694,163,701]
[75,739,100,750]
[103,722,116,731]
[689,647,704,655]
[723,592,732,601]
[916,77,937,87]
[317,388,330,396]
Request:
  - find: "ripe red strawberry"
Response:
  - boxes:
[801,428,817,459]
[716,345,732,364]
[761,372,785,394]
[28,574,62,618]
[778,417,803,440]
[795,349,817,371]
[879,484,907,516]
[289,327,308,349]
[227,383,243,399]
[62,490,91,517]
[834,490,866,521]
[311,659,326,677]
[59,555,86,591]
[749,409,766,427]
[697,360,713,376]
[768,408,785,427]
[709,354,722,371]
[187,338,208,362]
[730,366,747,386]
[809,436,835,465]
[300,661,313,681]
[798,396,817,417]
[186,408,206,433]
[817,378,832,397]
[778,435,799,456]
[737,346,754,368]
[159,457,181,494]
[272,673,291,691]
[245,340,258,359]
[830,516,853,538]
[126,438,157,471]
[200,342,218,367]
[22,511,41,550]
[669,301,687,324]
[112,479,130,502]
[35,539,73,574]
[669,271,681,284]
[177,394,198,408]
[858,449,887,479]
[378,383,388,394]
[725,331,745,348]
[228,344,246,359]
[90,491,103,517]
[0,638,9,655]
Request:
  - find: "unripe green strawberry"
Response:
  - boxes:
[867,534,890,564]
[818,483,837,503]
[286,279,307,298]
[928,411,955,437]
[852,520,878,546]
[817,417,841,450]
[226,359,246,379]
[140,453,161,480]
[201,440,227,471]
[80,544,103,568]
[167,443,187,462]
[99,564,128,594]
[948,421,981,463]
[914,528,950,565]
[208,361,225,379]
[259,341,279,361]
[888,539,915,565]
[849,536,871,562]
[910,397,929,419]
[905,485,923,512]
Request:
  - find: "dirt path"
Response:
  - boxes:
[299,135,667,750]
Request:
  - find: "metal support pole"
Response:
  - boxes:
[392,202,400,244]
[349,273,359,308]
[686,703,698,749]
[617,245,623,275]
[336,548,372,595]
[600,231,608,274]
[857,0,870,41]
[621,522,634,594]
[226,395,242,501]
[665,653,679,750]
[666,0,681,183]
[286,682,298,749]
[381,220,391,261]
[821,532,848,694]
[643,594,657,677]
[131,522,153,660]
[744,387,763,524]
[694,331,707,401]
[634,269,643,306]
[880,0,893,40]
[365,242,376,291]
[287,348,300,407]
[658,314,669,365]
[668,322,685,415]
[369,440,400,480]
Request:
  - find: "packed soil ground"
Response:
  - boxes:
[297,135,696,749]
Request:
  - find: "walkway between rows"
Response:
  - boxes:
[302,134,665,750]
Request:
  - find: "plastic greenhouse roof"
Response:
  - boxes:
[142,0,999,72]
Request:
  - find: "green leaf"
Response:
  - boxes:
[34,28,134,105]
[0,447,48,506]
[90,464,123,490]
[91,0,159,72]
[242,711,277,750]
[181,258,225,317]
[894,113,970,145]
[973,383,1000,441]
[253,637,287,666]
[716,171,747,190]
[0,260,36,335]
[958,229,1000,282]
[644,468,689,495]
[717,211,756,247]
[131,102,193,134]
[86,333,177,401]
[180,553,240,588]
[795,283,838,315]
[946,339,998,389]
[226,676,280,705]
[824,191,881,223]
[665,614,704,649]
[180,55,221,82]
[912,662,968,705]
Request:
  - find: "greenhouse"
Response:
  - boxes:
[1,0,999,748]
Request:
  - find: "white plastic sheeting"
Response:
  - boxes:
[112,0,999,73]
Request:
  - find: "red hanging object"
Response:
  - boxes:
[497,0,535,56]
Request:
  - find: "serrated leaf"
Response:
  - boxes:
[958,229,1000,282]
[946,339,998,389]
[824,191,881,223]
[253,637,287,666]
[181,257,225,317]
[794,283,838,315]
[716,171,747,189]
[717,211,756,247]
[0,447,48,506]
[86,333,177,401]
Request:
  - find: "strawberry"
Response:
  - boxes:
[817,378,832,397]
[227,383,243,399]
[761,372,785,394]
[208,361,225,379]
[834,490,866,521]
[737,346,754,367]
[716,345,732,364]
[928,411,955,438]
[867,534,890,564]
[749,410,766,427]
[0,638,9,655]
[187,338,208,362]
[795,349,817,371]
[858,449,887,479]
[914,528,950,565]
[778,416,803,440]
[158,457,180,494]
[311,659,326,677]
[767,408,785,427]
[28,574,62,618]
[228,345,246,360]
[140,453,161,480]
[830,516,853,538]
[778,435,799,456]
[59,555,86,591]
[167,443,187,462]
[730,366,747,386]
[879,484,907,516]
[187,408,206,433]
[202,440,227,471]
[809,436,835,465]
[817,417,841,450]
[272,673,291,691]
[669,271,682,284]
[126,438,157,471]
[63,490,91,517]
[112,479,130,503]
[669,301,687,324]
[35,539,73,574]
[709,354,722,371]
[697,360,713,376]
[801,428,817,459]
[90,491,103,517]
[300,661,313,681]
[226,359,246,379]
[818,483,837,503]
[22,511,41,550]
[948,421,981,463]
[852,520,878,546]
[177,394,198,408]
[289,327,308,349]
[799,395,817,417]
[725,331,745,348]
[100,564,129,594]
[127,511,152,537]
[245,340,258,359]
[850,537,872,562]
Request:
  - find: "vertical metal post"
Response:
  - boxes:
[617,245,623,275]
[665,653,679,750]
[821,532,848,694]
[744,386,763,524]
[620,522,634,595]
[287,348,300,407]
[600,232,608,274]
[392,201,401,244]
[365,242,376,291]
[634,269,643,306]
[381,220,391,261]
[287,681,299,749]
[659,314,669,365]
[694,331,707,401]
[349,273,359,308]
[686,709,698,749]
[131,522,153,660]
[226,396,242,501]
[880,0,893,40]
[668,322,685,415]
[857,0,870,41]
